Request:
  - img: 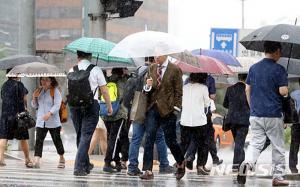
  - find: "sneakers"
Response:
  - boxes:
[103,163,117,173]
[272,178,289,186]
[237,163,252,184]
[159,165,176,174]
[197,166,209,175]
[140,170,154,180]
[127,168,143,176]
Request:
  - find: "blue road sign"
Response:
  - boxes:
[210,28,238,57]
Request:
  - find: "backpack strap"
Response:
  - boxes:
[86,64,96,72]
[50,87,55,105]
[73,65,79,72]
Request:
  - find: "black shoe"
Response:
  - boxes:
[103,163,117,173]
[115,162,122,172]
[127,168,143,176]
[290,168,298,174]
[213,159,223,165]
[74,170,88,176]
[159,165,176,174]
[86,163,94,174]
[186,161,193,170]
[237,163,251,184]
[175,167,185,181]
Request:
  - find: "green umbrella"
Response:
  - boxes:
[63,37,133,65]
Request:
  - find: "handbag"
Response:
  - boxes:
[50,88,68,123]
[282,95,299,123]
[130,91,147,124]
[99,100,121,117]
[15,82,35,129]
[16,111,36,129]
[222,114,231,132]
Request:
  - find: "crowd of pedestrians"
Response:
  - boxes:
[0,41,299,186]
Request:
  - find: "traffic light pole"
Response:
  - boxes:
[87,0,107,39]
[18,0,36,150]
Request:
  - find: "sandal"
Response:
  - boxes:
[0,162,6,167]
[25,160,34,168]
[57,161,65,169]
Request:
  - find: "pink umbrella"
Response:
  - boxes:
[173,55,234,75]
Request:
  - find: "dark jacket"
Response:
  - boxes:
[223,82,250,126]
[147,62,183,117]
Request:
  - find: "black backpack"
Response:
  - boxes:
[67,64,96,108]
[123,66,148,109]
[282,95,299,124]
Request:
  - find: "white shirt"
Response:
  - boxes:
[158,59,169,79]
[69,59,106,100]
[180,83,210,127]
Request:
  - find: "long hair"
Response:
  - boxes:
[40,77,58,88]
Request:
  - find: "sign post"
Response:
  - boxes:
[210,28,238,57]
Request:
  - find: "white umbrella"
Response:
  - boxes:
[109,31,184,58]
[6,62,66,77]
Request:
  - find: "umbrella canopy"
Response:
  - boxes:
[173,56,233,75]
[6,62,66,77]
[0,55,47,70]
[109,31,184,58]
[232,57,300,76]
[170,50,202,68]
[64,37,133,65]
[240,24,300,59]
[191,49,241,67]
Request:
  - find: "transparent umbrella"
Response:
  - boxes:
[109,31,184,58]
[6,62,66,77]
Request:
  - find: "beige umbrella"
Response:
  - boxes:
[6,62,66,77]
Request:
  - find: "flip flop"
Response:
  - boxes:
[25,160,34,168]
[57,161,65,169]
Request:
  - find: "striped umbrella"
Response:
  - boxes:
[63,37,133,65]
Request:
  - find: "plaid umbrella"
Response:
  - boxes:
[63,37,133,65]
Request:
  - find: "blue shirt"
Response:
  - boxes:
[291,89,300,119]
[246,58,288,117]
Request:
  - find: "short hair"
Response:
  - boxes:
[145,56,155,63]
[238,73,248,81]
[111,68,123,76]
[263,41,281,53]
[189,73,207,84]
[77,50,92,59]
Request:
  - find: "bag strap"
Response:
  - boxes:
[86,64,96,72]
[73,65,79,72]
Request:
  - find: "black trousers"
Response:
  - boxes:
[181,125,208,167]
[34,127,65,157]
[289,124,300,170]
[231,125,249,170]
[115,120,129,162]
[104,118,125,164]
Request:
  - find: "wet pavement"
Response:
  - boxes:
[2,158,300,187]
[2,124,300,186]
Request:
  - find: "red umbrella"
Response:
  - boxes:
[173,55,234,75]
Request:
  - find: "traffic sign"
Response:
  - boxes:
[210,28,238,57]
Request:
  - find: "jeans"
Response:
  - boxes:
[70,100,99,172]
[142,106,184,171]
[128,122,169,172]
[231,125,248,170]
[242,117,285,180]
[289,124,300,170]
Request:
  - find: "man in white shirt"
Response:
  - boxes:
[69,51,112,176]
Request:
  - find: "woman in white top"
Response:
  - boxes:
[180,73,210,173]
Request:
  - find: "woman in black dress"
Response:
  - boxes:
[0,71,33,167]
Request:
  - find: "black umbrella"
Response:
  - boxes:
[0,55,47,70]
[240,24,300,59]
